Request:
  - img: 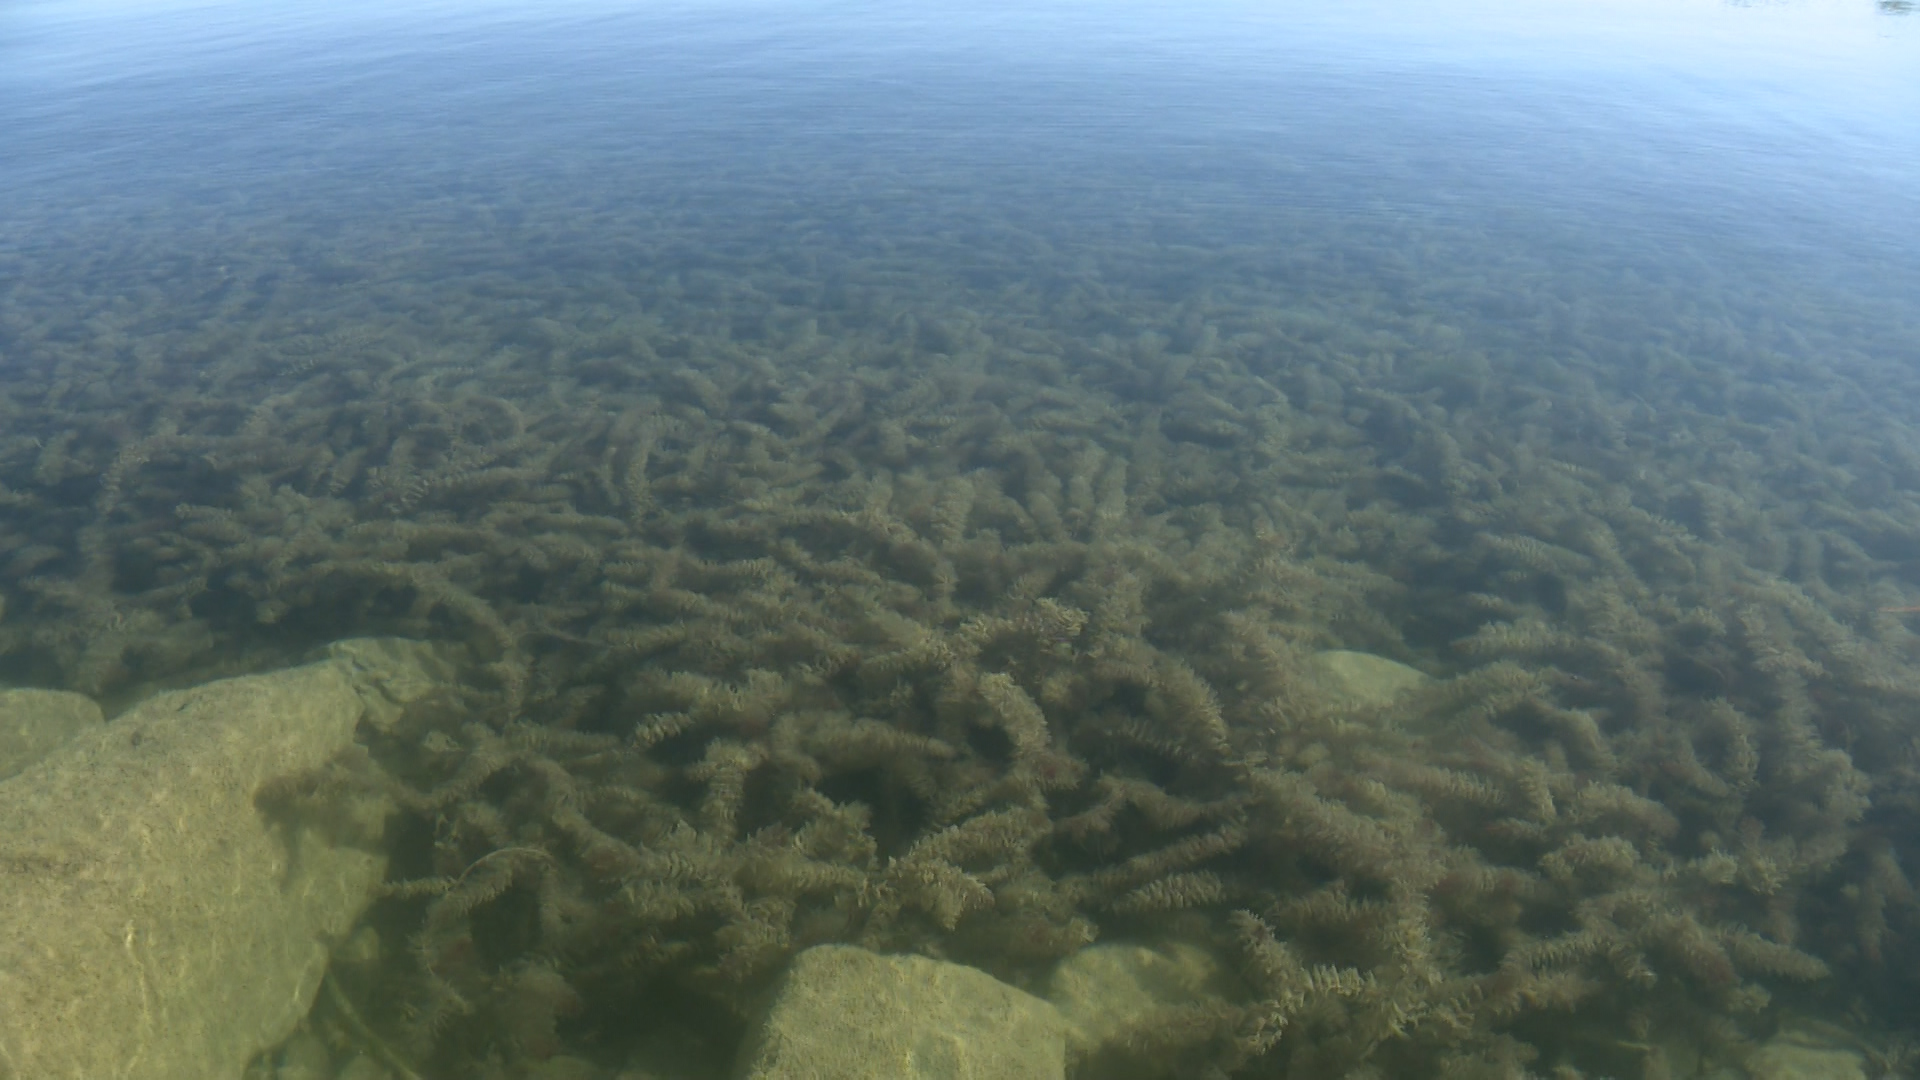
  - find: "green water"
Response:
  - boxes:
[2,0,1918,1077]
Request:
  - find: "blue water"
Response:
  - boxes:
[4,0,1913,279]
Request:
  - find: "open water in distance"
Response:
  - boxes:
[2,1,1919,1078]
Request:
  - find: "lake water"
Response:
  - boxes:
[2,1,1918,1078]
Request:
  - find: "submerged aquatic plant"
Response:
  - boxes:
[3,171,1918,1076]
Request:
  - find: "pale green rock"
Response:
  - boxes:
[523,1056,603,1080]
[735,944,1067,1080]
[0,640,453,1080]
[271,1030,332,1080]
[1747,1029,1867,1080]
[0,687,103,781]
[1044,942,1232,1078]
[321,638,467,731]
[1309,649,1430,710]
[333,1056,395,1080]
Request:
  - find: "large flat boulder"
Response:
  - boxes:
[0,686,103,781]
[0,640,451,1080]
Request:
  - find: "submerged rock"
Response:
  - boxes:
[0,639,453,1080]
[1747,1027,1869,1080]
[734,944,1067,1080]
[0,686,102,781]
[1045,941,1235,1078]
[1309,649,1431,710]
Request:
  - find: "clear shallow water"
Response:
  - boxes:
[4,0,1914,268]
[2,1,1919,1078]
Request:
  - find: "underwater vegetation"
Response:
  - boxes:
[2,206,1919,1079]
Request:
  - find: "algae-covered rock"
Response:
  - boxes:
[1747,1028,1868,1080]
[320,637,466,732]
[734,944,1067,1080]
[1044,941,1232,1076]
[0,686,102,781]
[334,1056,398,1080]
[267,1030,334,1080]
[0,639,453,1080]
[1309,649,1430,710]
[522,1056,603,1080]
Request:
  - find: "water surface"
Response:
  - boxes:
[2,1,1917,1077]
